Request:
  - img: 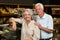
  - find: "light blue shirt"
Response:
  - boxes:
[36,13,53,39]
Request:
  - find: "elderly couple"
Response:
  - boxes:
[10,3,53,40]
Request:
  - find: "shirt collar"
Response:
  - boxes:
[42,13,46,18]
[37,13,46,19]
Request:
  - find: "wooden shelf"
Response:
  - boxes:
[44,5,60,7]
[0,14,18,17]
[51,14,60,18]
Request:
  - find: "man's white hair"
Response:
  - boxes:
[35,3,44,10]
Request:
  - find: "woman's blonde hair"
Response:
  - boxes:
[23,8,33,16]
[23,8,34,20]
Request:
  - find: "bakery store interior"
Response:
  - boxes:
[0,0,60,40]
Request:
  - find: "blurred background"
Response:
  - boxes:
[0,0,60,40]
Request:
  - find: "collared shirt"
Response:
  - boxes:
[36,13,53,39]
[11,18,40,40]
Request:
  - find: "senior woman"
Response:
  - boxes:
[10,9,40,40]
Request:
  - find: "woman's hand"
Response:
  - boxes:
[24,38,33,40]
[9,18,17,31]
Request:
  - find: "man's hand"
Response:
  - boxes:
[34,22,41,28]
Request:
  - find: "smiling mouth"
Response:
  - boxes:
[26,17,30,18]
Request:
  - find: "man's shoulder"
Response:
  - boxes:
[45,13,52,18]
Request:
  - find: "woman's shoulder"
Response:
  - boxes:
[31,20,37,27]
[31,20,35,23]
[31,20,40,30]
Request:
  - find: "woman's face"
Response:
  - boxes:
[24,11,31,21]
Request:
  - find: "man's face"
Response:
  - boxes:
[35,6,44,17]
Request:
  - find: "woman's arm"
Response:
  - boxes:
[10,17,23,23]
[9,18,17,31]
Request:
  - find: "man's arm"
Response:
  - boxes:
[34,22,53,33]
